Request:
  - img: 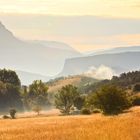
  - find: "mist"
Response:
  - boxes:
[84,65,116,80]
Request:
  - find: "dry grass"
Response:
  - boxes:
[48,76,81,93]
[0,107,140,140]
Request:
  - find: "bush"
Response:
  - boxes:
[133,84,140,92]
[2,115,11,119]
[132,96,140,106]
[9,109,17,119]
[92,109,101,114]
[81,108,91,115]
[90,85,131,115]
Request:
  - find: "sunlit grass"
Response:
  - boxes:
[0,107,140,140]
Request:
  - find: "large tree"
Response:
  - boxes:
[0,69,21,87]
[0,81,23,113]
[0,69,23,113]
[89,85,131,115]
[55,84,80,114]
[26,80,49,109]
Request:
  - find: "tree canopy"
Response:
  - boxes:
[55,84,80,114]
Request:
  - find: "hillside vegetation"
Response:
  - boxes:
[47,75,99,94]
[86,70,140,93]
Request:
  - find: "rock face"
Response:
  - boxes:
[59,52,140,76]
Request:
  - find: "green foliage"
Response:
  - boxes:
[0,69,21,87]
[133,84,140,92]
[132,96,140,106]
[74,96,85,110]
[9,109,17,119]
[55,84,80,115]
[0,81,23,113]
[92,109,101,114]
[89,85,131,115]
[26,80,49,109]
[86,70,140,94]
[81,108,91,115]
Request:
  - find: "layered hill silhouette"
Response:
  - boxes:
[0,22,81,84]
[59,52,140,76]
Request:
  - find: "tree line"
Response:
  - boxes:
[0,68,139,116]
[0,69,50,114]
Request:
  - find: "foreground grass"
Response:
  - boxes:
[0,107,140,140]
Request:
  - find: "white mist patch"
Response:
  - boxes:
[84,65,116,80]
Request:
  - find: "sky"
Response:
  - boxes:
[0,0,140,52]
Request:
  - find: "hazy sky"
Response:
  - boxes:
[0,0,140,52]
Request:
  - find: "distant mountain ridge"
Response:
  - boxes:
[16,70,51,85]
[31,40,75,51]
[0,22,81,84]
[88,46,140,56]
[59,52,140,77]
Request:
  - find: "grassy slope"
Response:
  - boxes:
[47,75,99,94]
[0,107,140,140]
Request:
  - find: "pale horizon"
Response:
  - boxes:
[0,0,140,52]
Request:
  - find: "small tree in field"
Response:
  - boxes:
[33,106,42,115]
[90,85,131,115]
[55,85,80,115]
[9,109,17,119]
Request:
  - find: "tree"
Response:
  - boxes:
[89,85,131,115]
[9,109,17,119]
[55,84,80,115]
[0,69,21,87]
[27,80,49,109]
[74,96,85,110]
[0,81,23,112]
[0,69,23,113]
[33,105,42,115]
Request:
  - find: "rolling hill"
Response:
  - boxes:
[47,75,99,94]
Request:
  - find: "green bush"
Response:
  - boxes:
[132,96,140,106]
[92,109,101,114]
[81,108,91,115]
[90,85,131,115]
[133,84,140,92]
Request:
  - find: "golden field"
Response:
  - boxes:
[0,107,140,140]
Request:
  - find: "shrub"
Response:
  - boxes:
[92,109,101,114]
[81,108,91,115]
[90,85,131,115]
[9,109,17,119]
[133,84,140,92]
[2,115,11,119]
[132,96,140,106]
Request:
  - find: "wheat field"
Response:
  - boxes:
[0,107,140,140]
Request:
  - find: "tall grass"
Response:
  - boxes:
[0,107,140,140]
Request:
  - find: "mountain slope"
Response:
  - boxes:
[16,71,51,85]
[88,46,140,56]
[0,22,81,80]
[47,75,99,94]
[32,40,75,51]
[59,52,140,76]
